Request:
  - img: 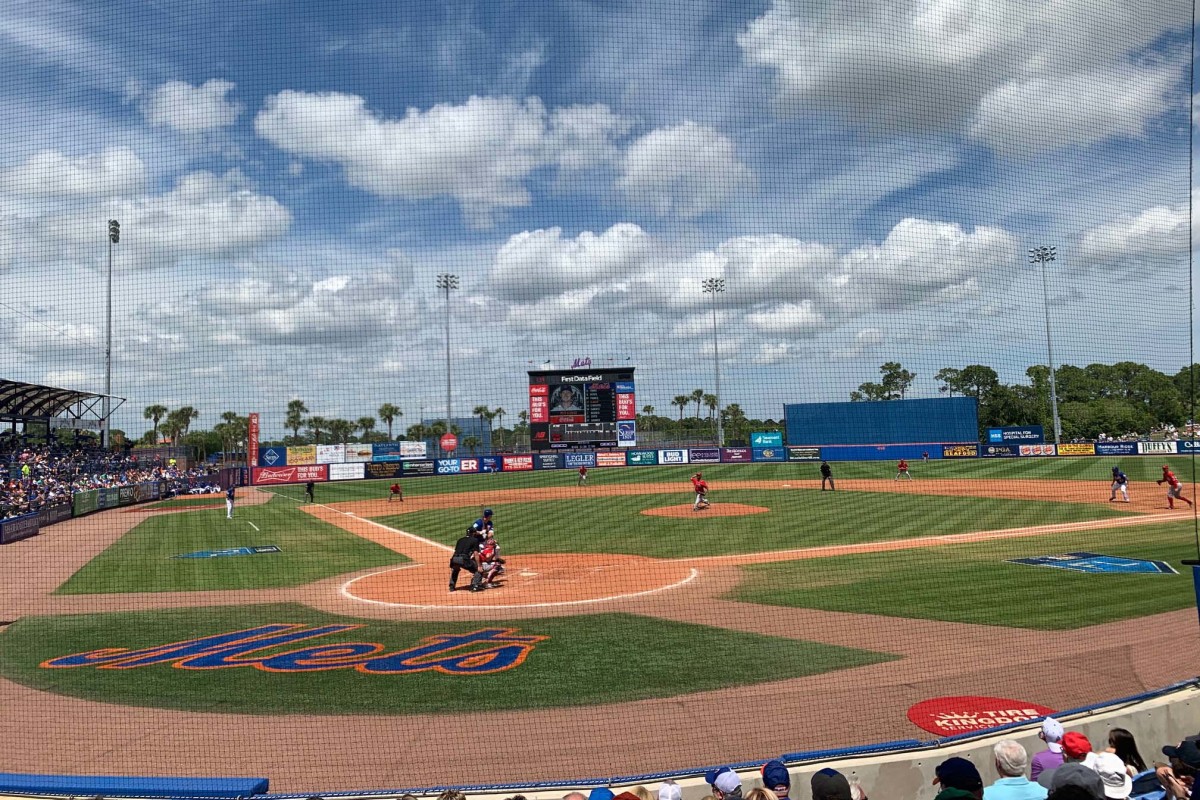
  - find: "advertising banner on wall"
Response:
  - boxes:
[751,432,784,448]
[617,421,637,447]
[658,449,689,465]
[786,446,821,461]
[436,459,461,475]
[987,426,1044,444]
[1019,444,1057,456]
[37,503,73,527]
[364,462,403,479]
[721,447,752,462]
[564,452,597,468]
[942,444,979,459]
[316,444,345,464]
[98,488,121,509]
[402,460,435,477]
[752,447,787,462]
[287,445,316,465]
[400,441,428,459]
[688,447,722,464]
[502,455,534,471]
[73,489,98,517]
[344,445,373,463]
[258,446,287,467]
[458,457,480,473]
[980,444,1021,458]
[1179,440,1200,453]
[0,512,39,544]
[627,450,659,465]
[1095,442,1138,456]
[329,463,365,481]
[535,454,561,470]
[596,452,627,467]
[481,456,500,473]
[251,464,330,485]
[1139,441,1178,455]
[1057,443,1096,456]
[372,442,402,462]
[247,413,259,470]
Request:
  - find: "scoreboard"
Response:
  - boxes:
[528,367,636,450]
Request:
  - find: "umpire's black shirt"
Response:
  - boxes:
[453,533,481,560]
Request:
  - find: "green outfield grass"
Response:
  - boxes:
[0,604,894,714]
[258,456,1200,505]
[374,490,1127,559]
[731,521,1200,628]
[56,497,406,595]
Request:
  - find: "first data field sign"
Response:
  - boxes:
[1008,552,1177,575]
[172,545,282,559]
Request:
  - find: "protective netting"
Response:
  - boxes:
[0,1,1197,794]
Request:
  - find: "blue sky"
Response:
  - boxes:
[0,0,1195,436]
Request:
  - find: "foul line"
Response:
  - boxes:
[339,567,701,610]
[246,521,259,531]
[261,489,454,553]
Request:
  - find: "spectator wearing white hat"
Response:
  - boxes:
[1031,718,1066,781]
[1091,753,1132,799]
[706,768,743,800]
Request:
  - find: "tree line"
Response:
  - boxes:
[852,361,1199,440]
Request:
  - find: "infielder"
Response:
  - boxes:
[1158,465,1193,509]
[1109,466,1129,503]
[895,458,913,481]
[225,485,235,520]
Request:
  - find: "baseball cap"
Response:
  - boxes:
[612,793,641,800]
[810,769,851,800]
[933,757,983,791]
[658,782,682,800]
[1092,752,1132,799]
[483,508,493,517]
[589,790,614,800]
[1042,717,1065,752]
[704,768,740,795]
[1062,731,1093,760]
[1048,762,1105,797]
[761,760,790,793]
[1162,736,1200,769]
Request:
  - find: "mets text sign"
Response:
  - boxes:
[251,465,329,485]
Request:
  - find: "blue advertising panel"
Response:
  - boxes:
[0,512,39,544]
[563,452,597,468]
[534,453,562,470]
[626,450,659,465]
[987,426,1044,444]
[258,446,287,467]
[688,447,721,464]
[481,456,501,473]
[752,447,787,462]
[1179,440,1200,453]
[979,444,1021,458]
[617,421,636,447]
[1095,442,1138,456]
[785,396,978,445]
[435,459,461,475]
[402,460,436,477]
[364,462,403,479]
[615,381,635,393]
[751,431,784,448]
[372,442,402,462]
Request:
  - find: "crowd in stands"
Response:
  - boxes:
[1,442,220,520]
[422,720,1196,800]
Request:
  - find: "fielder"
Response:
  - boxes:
[577,465,588,486]
[1109,466,1129,503]
[691,472,710,511]
[1157,465,1193,509]
[225,485,235,520]
[895,458,913,481]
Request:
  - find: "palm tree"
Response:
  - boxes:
[492,407,505,449]
[405,422,427,442]
[672,395,690,422]
[174,406,200,436]
[377,403,400,440]
[306,416,328,444]
[462,435,481,455]
[473,405,491,443]
[286,399,308,441]
[356,416,376,441]
[159,417,183,445]
[329,419,354,445]
[143,404,168,444]
[429,420,447,457]
[703,394,718,423]
[691,389,705,418]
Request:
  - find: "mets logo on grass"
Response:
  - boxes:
[41,625,548,676]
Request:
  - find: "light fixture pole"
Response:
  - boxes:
[436,274,459,434]
[104,219,119,447]
[1029,246,1061,447]
[701,277,725,446]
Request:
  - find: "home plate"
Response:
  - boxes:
[782,484,791,488]
[519,570,539,577]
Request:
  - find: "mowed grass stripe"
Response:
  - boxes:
[56,497,407,595]
[0,604,895,714]
[375,490,1126,559]
[731,520,1199,629]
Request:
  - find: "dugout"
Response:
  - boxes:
[784,397,978,460]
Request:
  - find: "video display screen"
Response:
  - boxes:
[528,368,636,450]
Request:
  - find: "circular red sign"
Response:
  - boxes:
[440,433,458,452]
[907,696,1055,736]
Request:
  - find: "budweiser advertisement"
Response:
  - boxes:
[251,465,330,485]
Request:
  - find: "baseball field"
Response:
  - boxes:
[1,456,1199,791]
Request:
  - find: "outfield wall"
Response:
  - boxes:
[784,397,980,446]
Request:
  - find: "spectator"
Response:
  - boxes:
[984,740,1047,800]
[761,760,791,800]
[1032,718,1067,781]
[1044,764,1103,798]
[590,789,615,800]
[631,786,653,800]
[437,792,466,800]
[1038,732,1095,789]
[1157,735,1200,799]
[742,789,777,800]
[1105,728,1146,776]
[1090,753,1131,799]
[563,794,586,800]
[934,757,985,800]
[706,767,743,800]
[658,782,681,800]
[812,768,852,800]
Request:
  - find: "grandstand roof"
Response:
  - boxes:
[0,379,114,420]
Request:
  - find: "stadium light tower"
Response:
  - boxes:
[701,277,725,446]
[436,273,459,433]
[104,219,119,447]
[1029,246,1061,447]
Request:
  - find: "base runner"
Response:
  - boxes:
[1158,465,1193,509]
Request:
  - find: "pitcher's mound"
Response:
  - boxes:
[642,503,770,518]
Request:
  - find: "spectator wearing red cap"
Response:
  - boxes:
[1038,732,1097,790]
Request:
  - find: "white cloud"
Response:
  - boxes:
[142,79,243,134]
[490,223,654,301]
[752,341,793,365]
[1077,193,1195,269]
[745,301,824,335]
[739,0,1187,153]
[616,121,753,217]
[255,92,630,224]
[1,147,146,197]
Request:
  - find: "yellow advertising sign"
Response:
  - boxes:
[287,445,316,465]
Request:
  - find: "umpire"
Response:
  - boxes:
[820,460,834,491]
[449,527,485,593]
